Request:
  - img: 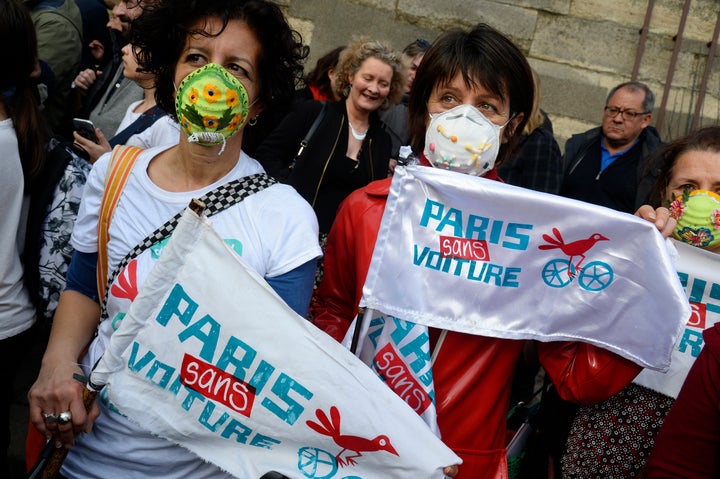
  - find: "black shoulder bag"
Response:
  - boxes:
[288,101,328,171]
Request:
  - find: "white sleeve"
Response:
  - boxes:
[127,116,180,149]
[253,185,322,278]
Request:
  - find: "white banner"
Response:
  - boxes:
[634,239,720,397]
[360,166,690,371]
[344,310,440,436]
[90,206,460,479]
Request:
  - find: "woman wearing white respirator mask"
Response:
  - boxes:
[310,24,676,479]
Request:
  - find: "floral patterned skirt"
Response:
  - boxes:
[561,383,674,478]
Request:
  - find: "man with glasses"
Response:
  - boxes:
[560,81,663,213]
[548,81,663,471]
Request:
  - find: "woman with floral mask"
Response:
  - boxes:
[562,126,720,479]
[27,1,321,477]
[310,24,675,479]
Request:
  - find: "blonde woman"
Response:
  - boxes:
[255,37,404,235]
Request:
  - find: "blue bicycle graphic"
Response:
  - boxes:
[540,258,614,291]
[538,228,614,291]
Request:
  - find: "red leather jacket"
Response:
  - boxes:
[310,173,641,479]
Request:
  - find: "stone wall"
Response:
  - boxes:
[284,0,720,149]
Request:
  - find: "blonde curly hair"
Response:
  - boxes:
[333,37,405,110]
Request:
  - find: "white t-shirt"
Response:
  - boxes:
[63,145,321,478]
[127,114,181,149]
[113,99,143,136]
[0,118,35,340]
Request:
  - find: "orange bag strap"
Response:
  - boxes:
[96,145,144,303]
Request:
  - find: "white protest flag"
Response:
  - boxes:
[89,205,461,479]
[344,309,440,436]
[360,165,691,372]
[634,239,720,397]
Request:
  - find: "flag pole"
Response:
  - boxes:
[29,199,208,478]
[27,387,98,479]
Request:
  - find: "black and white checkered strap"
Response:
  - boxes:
[100,173,276,318]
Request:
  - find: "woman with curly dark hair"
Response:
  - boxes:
[28,1,321,477]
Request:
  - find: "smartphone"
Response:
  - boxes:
[73,118,99,144]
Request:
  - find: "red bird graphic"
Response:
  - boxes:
[306,406,399,467]
[539,228,608,276]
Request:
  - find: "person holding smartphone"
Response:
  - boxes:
[72,41,166,163]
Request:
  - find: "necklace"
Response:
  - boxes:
[348,121,367,141]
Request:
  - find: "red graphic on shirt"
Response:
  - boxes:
[180,353,256,417]
[111,260,139,301]
[306,406,399,467]
[538,228,608,277]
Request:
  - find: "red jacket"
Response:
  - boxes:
[310,174,642,479]
[645,322,720,478]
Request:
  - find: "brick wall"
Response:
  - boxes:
[285,0,720,148]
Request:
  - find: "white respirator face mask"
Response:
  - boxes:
[424,104,511,176]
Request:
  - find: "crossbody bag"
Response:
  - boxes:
[97,145,277,317]
[288,101,328,171]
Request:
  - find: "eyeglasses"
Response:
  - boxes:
[603,106,649,121]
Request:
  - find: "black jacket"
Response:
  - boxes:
[254,100,391,231]
[561,126,664,213]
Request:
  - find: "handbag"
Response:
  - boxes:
[288,101,328,171]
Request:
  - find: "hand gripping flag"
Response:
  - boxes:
[89,204,461,479]
[360,166,691,373]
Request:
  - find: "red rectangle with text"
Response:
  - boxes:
[439,235,490,261]
[374,343,432,414]
[181,353,256,417]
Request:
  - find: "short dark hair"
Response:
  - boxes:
[407,23,534,166]
[647,126,720,206]
[304,45,345,100]
[402,38,430,58]
[131,0,309,118]
[606,81,655,113]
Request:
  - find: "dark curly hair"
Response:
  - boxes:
[130,0,309,118]
[304,45,345,101]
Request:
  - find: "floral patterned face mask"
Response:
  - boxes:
[175,63,252,148]
[669,189,720,249]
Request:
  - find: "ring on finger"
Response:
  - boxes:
[43,412,58,424]
[57,411,72,425]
